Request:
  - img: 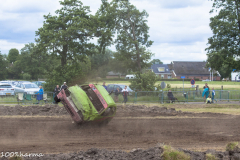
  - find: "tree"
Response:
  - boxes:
[206,0,240,71]
[7,48,19,63]
[149,59,163,65]
[129,71,157,91]
[98,0,154,73]
[0,51,8,80]
[36,0,113,84]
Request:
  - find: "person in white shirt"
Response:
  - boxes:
[122,86,128,104]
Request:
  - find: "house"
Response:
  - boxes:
[231,71,240,81]
[106,71,126,79]
[148,64,172,79]
[167,61,221,80]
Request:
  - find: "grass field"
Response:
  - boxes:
[93,79,240,90]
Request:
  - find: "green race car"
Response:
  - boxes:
[55,84,116,125]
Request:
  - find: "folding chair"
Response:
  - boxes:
[43,93,48,104]
[24,94,32,104]
[17,93,24,104]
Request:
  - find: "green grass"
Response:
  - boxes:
[206,153,217,160]
[174,104,240,115]
[91,80,240,91]
[226,142,238,151]
[162,145,190,160]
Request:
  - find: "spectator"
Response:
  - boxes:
[203,83,210,102]
[54,85,60,95]
[36,86,44,104]
[114,87,121,102]
[212,87,217,103]
[60,82,68,90]
[102,82,107,90]
[206,95,212,104]
[167,89,178,103]
[122,86,128,104]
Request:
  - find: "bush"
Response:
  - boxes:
[130,71,158,91]
[162,145,190,160]
[206,153,217,160]
[167,84,171,88]
[226,142,238,151]
[22,73,31,80]
[8,156,24,160]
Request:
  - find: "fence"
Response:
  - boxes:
[0,92,55,105]
[110,90,240,104]
[0,90,239,105]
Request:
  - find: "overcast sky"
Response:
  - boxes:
[0,0,214,64]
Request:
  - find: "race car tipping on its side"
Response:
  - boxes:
[55,84,116,125]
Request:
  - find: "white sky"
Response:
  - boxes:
[0,0,214,64]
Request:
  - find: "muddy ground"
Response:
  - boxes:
[0,104,240,160]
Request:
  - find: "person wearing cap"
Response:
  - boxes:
[60,82,68,90]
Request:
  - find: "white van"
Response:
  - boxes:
[125,75,135,79]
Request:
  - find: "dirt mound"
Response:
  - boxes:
[116,105,179,117]
[0,105,180,117]
[0,105,68,116]
[0,147,238,160]
[0,104,229,118]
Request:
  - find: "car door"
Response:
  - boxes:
[113,85,119,92]
[20,84,25,93]
[14,83,21,93]
[107,85,114,93]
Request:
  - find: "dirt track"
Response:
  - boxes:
[0,104,240,156]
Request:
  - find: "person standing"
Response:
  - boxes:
[36,86,44,104]
[54,85,60,95]
[122,86,128,104]
[203,83,210,102]
[60,82,68,90]
[102,82,107,90]
[114,88,120,102]
[212,87,217,103]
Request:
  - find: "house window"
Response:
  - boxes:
[168,75,171,79]
[161,75,164,79]
[158,67,165,72]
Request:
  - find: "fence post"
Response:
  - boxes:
[187,92,188,103]
[161,91,164,104]
[220,90,222,101]
[228,91,229,102]
[134,92,137,103]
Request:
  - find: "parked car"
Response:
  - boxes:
[125,75,135,79]
[13,82,40,95]
[202,79,210,82]
[107,84,133,95]
[0,83,15,96]
[32,81,46,87]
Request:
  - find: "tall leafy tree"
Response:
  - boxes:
[7,48,19,63]
[206,0,240,71]
[36,0,112,67]
[98,0,154,73]
[0,51,8,80]
[36,0,113,84]
[149,59,163,65]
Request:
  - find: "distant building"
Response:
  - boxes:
[168,61,221,80]
[149,61,221,80]
[106,71,126,79]
[148,64,172,79]
[231,71,240,81]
